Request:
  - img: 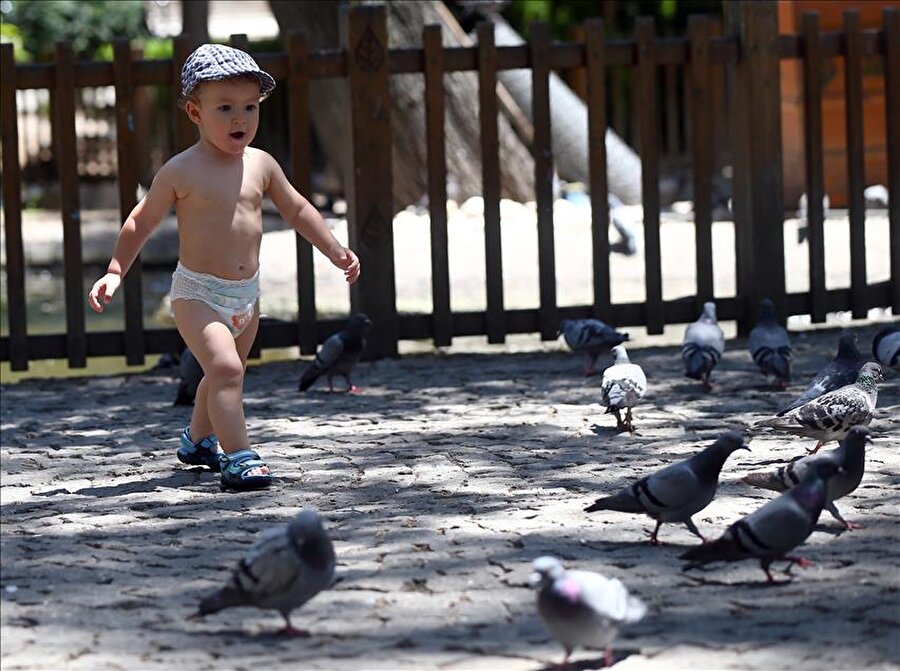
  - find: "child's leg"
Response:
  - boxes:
[172,299,256,455]
[190,305,260,448]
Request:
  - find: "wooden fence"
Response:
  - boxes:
[1,2,899,369]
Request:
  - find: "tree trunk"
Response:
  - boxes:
[181,0,210,45]
[268,0,535,210]
[485,14,643,205]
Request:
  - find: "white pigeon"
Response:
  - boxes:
[192,509,336,636]
[681,301,725,388]
[742,425,871,530]
[753,362,883,453]
[872,323,899,371]
[600,345,647,433]
[531,556,647,668]
[682,461,843,582]
[747,298,792,388]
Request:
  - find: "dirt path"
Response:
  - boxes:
[1,323,898,670]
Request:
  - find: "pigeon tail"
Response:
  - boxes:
[679,534,744,565]
[682,346,715,380]
[741,470,785,491]
[196,586,246,617]
[584,489,643,514]
[298,364,323,391]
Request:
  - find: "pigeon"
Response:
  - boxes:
[681,461,843,582]
[742,425,871,530]
[192,509,336,636]
[584,431,749,544]
[753,361,882,453]
[557,319,628,376]
[174,347,204,406]
[531,556,646,668]
[681,301,725,389]
[748,298,792,389]
[299,313,373,392]
[558,318,629,376]
[779,330,865,415]
[600,345,647,433]
[872,323,899,371]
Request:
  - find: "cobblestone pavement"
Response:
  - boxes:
[2,323,898,670]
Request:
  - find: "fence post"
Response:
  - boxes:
[725,1,785,332]
[342,4,398,358]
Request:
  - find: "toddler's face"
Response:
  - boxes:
[187,78,262,155]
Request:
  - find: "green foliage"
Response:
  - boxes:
[1,0,149,61]
[0,21,27,61]
[499,0,724,39]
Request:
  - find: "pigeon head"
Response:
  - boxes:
[347,313,373,335]
[611,345,630,365]
[288,509,333,566]
[701,301,718,322]
[836,330,862,361]
[717,430,751,454]
[845,424,872,445]
[288,509,328,542]
[855,361,883,389]
[759,298,775,322]
[531,556,565,587]
[556,320,571,337]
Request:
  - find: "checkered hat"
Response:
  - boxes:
[181,44,276,99]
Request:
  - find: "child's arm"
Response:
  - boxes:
[87,164,177,312]
[264,154,360,285]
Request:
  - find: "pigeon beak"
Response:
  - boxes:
[865,436,875,445]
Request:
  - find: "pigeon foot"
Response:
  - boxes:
[278,625,311,638]
[348,385,363,394]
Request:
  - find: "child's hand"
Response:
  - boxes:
[330,247,361,285]
[87,273,122,313]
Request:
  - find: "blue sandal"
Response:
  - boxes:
[177,427,221,472]
[218,449,273,491]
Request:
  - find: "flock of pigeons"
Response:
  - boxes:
[177,308,897,667]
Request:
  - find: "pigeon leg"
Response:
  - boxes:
[643,521,663,545]
[827,502,863,530]
[326,376,335,393]
[783,556,814,575]
[604,646,613,667]
[625,407,635,433]
[806,441,823,454]
[683,518,708,543]
[276,613,310,637]
[613,409,625,431]
[583,355,595,376]
[344,375,363,394]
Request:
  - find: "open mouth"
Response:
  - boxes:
[230,131,246,140]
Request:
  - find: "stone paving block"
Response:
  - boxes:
[2,326,899,670]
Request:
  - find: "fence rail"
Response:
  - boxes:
[1,3,899,370]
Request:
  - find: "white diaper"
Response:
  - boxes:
[169,262,259,337]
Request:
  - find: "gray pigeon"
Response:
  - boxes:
[872,323,899,371]
[681,302,725,389]
[600,345,647,433]
[779,330,865,415]
[748,298,792,389]
[192,509,336,636]
[753,361,882,453]
[174,347,203,406]
[681,461,843,582]
[559,318,629,376]
[742,425,871,530]
[299,313,372,392]
[585,431,749,544]
[531,556,647,668]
